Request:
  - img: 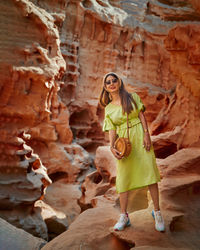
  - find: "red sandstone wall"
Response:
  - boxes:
[0,0,85,239]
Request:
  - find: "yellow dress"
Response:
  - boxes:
[103,93,160,193]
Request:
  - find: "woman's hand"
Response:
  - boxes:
[110,147,123,160]
[143,132,151,151]
[139,111,151,151]
[109,130,123,159]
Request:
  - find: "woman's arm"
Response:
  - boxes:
[109,130,123,160]
[139,111,151,151]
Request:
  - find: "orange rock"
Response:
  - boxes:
[151,126,182,158]
[94,146,116,183]
[35,200,68,240]
[79,146,117,209]
[43,180,81,226]
[41,206,135,250]
[164,25,200,147]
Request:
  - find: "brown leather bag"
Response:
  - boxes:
[114,113,132,157]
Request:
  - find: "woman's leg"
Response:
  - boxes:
[148,183,160,211]
[119,191,129,213]
[148,183,165,231]
[114,191,130,231]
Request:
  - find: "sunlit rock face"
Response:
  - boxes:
[1,0,200,248]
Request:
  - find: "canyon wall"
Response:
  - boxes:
[0,0,91,239]
[1,0,200,248]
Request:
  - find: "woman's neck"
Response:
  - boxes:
[110,92,121,105]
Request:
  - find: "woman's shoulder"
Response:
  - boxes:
[105,102,113,113]
[130,92,140,99]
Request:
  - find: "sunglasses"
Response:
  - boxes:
[105,78,118,85]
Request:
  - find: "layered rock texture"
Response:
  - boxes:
[1,0,200,249]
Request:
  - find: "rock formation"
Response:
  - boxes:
[0,0,92,239]
[41,206,133,250]
[1,0,200,249]
[0,217,46,250]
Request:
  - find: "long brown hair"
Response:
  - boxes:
[99,72,137,114]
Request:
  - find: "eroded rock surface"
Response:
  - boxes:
[0,0,69,239]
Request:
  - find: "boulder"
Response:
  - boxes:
[41,206,134,250]
[43,180,81,225]
[0,217,46,250]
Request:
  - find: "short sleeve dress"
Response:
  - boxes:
[103,92,160,193]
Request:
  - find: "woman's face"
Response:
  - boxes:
[104,75,120,94]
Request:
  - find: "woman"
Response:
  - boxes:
[99,72,165,232]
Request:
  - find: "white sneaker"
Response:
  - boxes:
[152,210,165,232]
[114,213,131,231]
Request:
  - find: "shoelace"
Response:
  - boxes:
[155,212,163,223]
[118,214,127,224]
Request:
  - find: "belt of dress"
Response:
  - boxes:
[116,118,141,133]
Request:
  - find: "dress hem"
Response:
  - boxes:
[116,179,160,194]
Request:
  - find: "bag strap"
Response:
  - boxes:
[126,94,135,141]
[126,112,130,141]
